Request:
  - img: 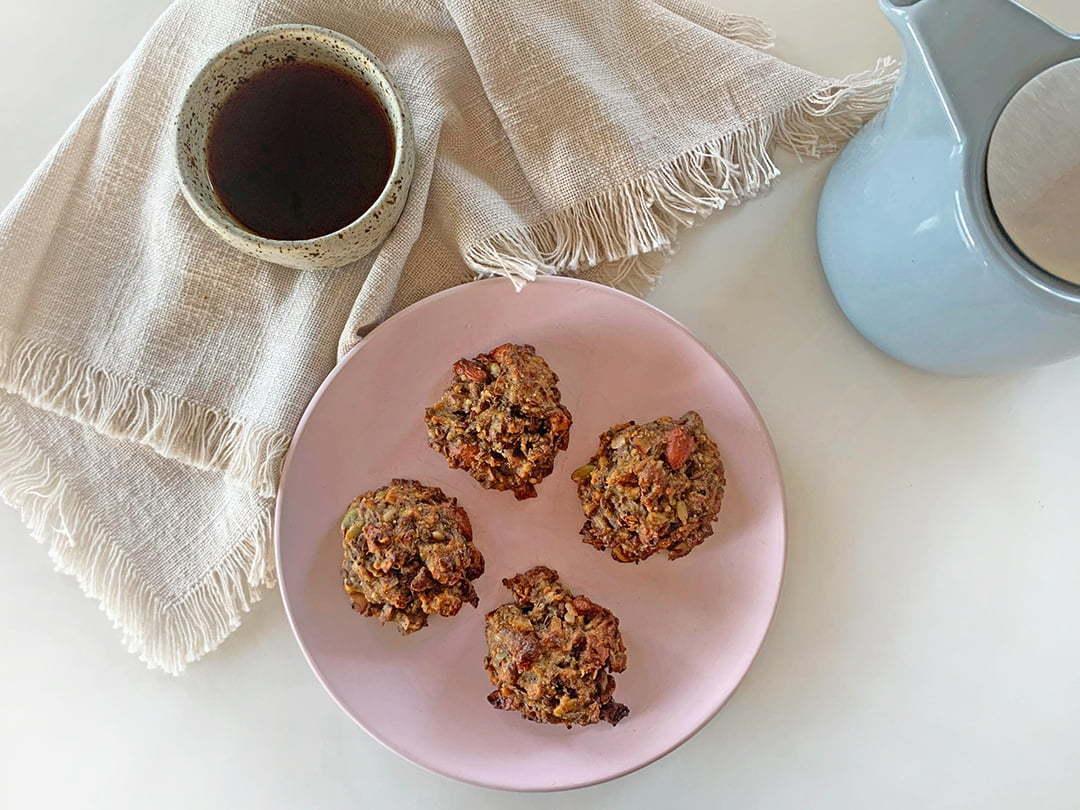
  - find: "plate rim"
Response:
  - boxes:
[274,275,788,792]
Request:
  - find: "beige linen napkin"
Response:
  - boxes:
[0,0,895,672]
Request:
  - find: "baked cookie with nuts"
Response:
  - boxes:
[572,410,725,562]
[341,479,485,633]
[424,343,572,500]
[484,566,629,728]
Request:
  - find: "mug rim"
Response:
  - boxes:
[175,23,411,250]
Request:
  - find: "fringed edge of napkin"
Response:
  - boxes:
[0,329,291,498]
[464,57,899,291]
[708,10,775,51]
[0,405,275,675]
[666,3,776,51]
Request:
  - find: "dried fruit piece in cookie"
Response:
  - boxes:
[573,410,725,562]
[341,479,485,633]
[484,566,629,728]
[424,343,572,499]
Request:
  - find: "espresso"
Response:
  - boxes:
[206,61,394,241]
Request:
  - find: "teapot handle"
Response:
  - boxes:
[882,0,1079,139]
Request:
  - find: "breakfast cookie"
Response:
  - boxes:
[572,410,725,562]
[341,479,484,634]
[424,343,572,499]
[484,566,629,728]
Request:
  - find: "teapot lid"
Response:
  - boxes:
[988,57,1080,287]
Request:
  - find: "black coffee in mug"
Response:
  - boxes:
[206,61,394,241]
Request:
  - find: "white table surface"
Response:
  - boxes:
[3,1,1080,807]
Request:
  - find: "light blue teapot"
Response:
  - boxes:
[817,0,1080,375]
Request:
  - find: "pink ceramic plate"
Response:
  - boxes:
[275,276,786,791]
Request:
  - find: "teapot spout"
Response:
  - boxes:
[880,0,1076,137]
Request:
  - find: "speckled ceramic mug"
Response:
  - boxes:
[176,24,414,271]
